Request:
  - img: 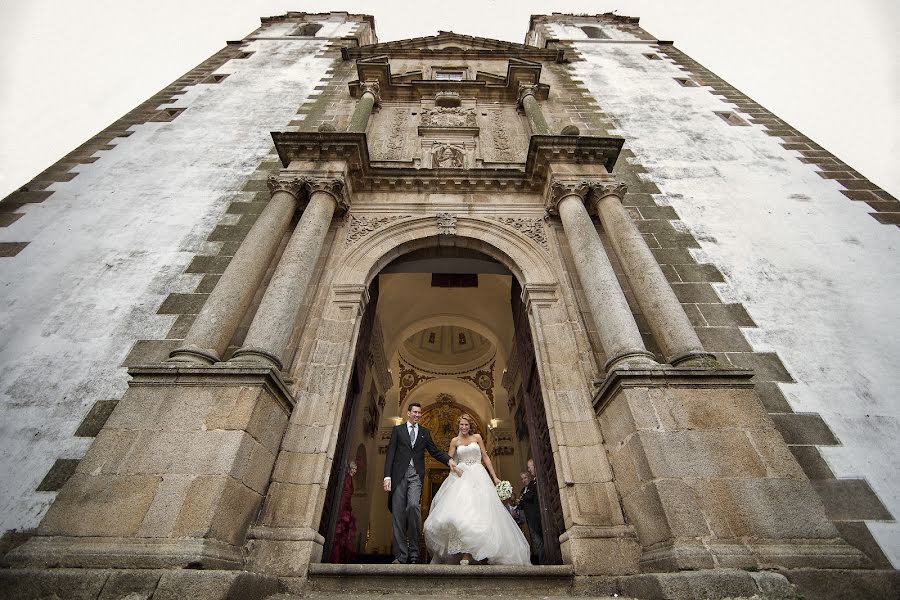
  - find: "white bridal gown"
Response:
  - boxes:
[424,442,531,565]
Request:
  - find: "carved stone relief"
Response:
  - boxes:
[420,106,477,129]
[383,107,409,160]
[345,214,413,247]
[397,354,496,406]
[478,106,527,163]
[487,216,550,251]
[432,144,465,169]
[436,212,457,235]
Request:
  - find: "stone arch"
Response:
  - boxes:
[333,215,557,290]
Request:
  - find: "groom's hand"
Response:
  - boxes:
[383,477,391,492]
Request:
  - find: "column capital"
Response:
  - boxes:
[545,177,593,215]
[360,80,381,105]
[303,175,350,214]
[267,175,306,200]
[517,83,539,108]
[592,181,628,202]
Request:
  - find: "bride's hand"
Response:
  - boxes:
[492,476,501,486]
[452,466,463,477]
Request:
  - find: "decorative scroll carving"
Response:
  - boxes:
[436,212,457,235]
[383,108,408,160]
[592,181,628,200]
[360,80,381,105]
[304,176,350,213]
[398,356,435,404]
[489,110,513,162]
[487,216,549,251]
[345,214,412,247]
[420,106,476,128]
[398,352,496,406]
[545,179,592,215]
[266,175,305,199]
[459,360,496,406]
[432,144,465,169]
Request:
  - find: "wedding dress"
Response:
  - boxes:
[424,442,531,565]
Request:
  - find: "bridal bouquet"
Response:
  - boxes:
[496,480,513,501]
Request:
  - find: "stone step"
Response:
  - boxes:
[304,563,578,597]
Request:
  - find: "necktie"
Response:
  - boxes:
[410,425,417,446]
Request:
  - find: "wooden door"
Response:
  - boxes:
[511,280,564,564]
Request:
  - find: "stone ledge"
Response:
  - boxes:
[593,366,754,413]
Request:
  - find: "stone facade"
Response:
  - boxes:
[0,10,896,600]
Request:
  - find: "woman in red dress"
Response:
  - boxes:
[330,461,358,563]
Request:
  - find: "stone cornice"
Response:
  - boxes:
[348,57,551,104]
[343,31,564,62]
[127,364,296,415]
[592,367,754,415]
[271,132,624,195]
[260,11,375,31]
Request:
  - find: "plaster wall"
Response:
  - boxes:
[572,41,900,565]
[0,37,335,532]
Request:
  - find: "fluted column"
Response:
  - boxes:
[348,81,380,132]
[591,183,713,365]
[230,177,349,369]
[518,84,550,135]
[169,176,305,364]
[547,179,657,371]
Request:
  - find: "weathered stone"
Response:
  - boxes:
[40,474,160,537]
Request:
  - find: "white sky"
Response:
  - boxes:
[1,0,898,200]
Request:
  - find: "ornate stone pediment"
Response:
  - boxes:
[420,107,477,129]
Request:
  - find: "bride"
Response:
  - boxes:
[424,413,531,565]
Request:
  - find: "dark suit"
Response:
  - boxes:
[383,422,450,563]
[518,478,544,564]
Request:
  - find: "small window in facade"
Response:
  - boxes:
[434,71,464,81]
[580,26,608,39]
[291,23,323,36]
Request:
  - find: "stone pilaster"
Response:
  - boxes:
[231,176,349,369]
[348,81,380,133]
[247,284,370,578]
[169,175,305,364]
[519,83,550,135]
[547,177,657,372]
[590,182,713,365]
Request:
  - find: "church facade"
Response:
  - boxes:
[0,11,897,599]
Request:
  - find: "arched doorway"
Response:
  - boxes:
[318,239,564,565]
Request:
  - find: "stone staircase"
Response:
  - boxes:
[299,563,581,597]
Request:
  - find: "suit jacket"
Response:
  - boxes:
[384,422,450,511]
[518,478,542,528]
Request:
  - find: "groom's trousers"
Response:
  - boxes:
[391,462,423,563]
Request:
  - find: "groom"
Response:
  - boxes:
[383,402,457,564]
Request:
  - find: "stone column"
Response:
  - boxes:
[518,83,550,135]
[231,177,349,370]
[591,182,713,365]
[547,179,657,371]
[169,176,305,364]
[348,81,380,133]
